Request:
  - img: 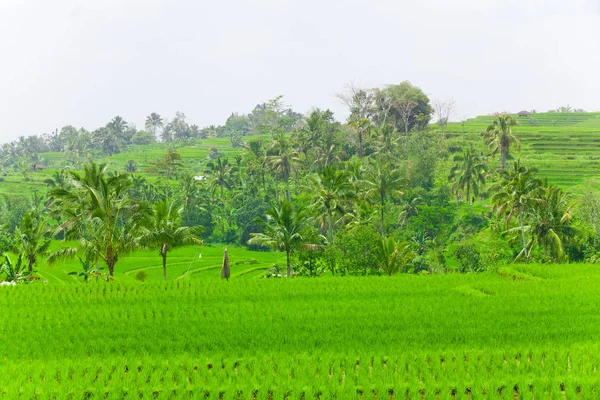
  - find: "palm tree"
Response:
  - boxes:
[0,254,31,283]
[268,133,302,201]
[374,125,400,157]
[448,145,488,214]
[519,184,580,262]
[244,140,270,195]
[206,157,234,201]
[249,200,310,277]
[136,199,203,281]
[347,118,372,158]
[364,161,404,238]
[49,162,139,279]
[397,190,422,227]
[44,170,71,190]
[484,114,519,170]
[145,113,164,139]
[376,236,414,276]
[309,166,354,244]
[491,160,541,260]
[13,212,52,272]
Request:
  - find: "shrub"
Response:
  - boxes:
[134,270,148,282]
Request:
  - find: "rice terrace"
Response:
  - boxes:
[1,1,600,398]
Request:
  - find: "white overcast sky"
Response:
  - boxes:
[0,0,599,141]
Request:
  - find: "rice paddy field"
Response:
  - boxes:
[447,112,600,189]
[35,244,283,284]
[2,263,600,398]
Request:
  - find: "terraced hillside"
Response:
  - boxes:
[0,137,255,197]
[447,112,600,188]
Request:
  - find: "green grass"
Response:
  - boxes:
[2,264,600,397]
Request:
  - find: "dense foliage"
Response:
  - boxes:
[0,85,595,282]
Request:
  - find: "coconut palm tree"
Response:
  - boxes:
[512,184,581,262]
[448,144,488,214]
[13,212,52,272]
[145,113,164,139]
[49,162,139,279]
[206,157,234,201]
[136,198,203,281]
[374,125,400,157]
[268,133,302,201]
[364,161,405,238]
[309,166,355,244]
[491,160,541,260]
[249,199,310,277]
[484,114,519,170]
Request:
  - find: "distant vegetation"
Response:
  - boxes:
[0,81,599,283]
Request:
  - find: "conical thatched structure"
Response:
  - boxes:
[220,248,230,281]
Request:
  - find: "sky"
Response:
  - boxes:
[0,0,599,142]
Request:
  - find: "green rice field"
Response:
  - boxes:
[2,263,600,398]
[34,244,283,284]
[447,112,600,188]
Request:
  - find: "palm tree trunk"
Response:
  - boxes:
[95,257,99,282]
[380,201,385,239]
[286,248,292,277]
[327,210,334,245]
[358,131,363,158]
[500,147,507,170]
[274,172,279,201]
[467,181,472,215]
[28,255,34,272]
[285,176,291,201]
[519,213,528,258]
[162,245,167,281]
[106,245,115,280]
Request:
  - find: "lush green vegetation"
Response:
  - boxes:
[446,112,600,187]
[1,87,599,281]
[2,265,600,398]
[1,84,599,397]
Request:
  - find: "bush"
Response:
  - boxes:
[454,243,482,273]
[333,226,381,276]
[134,270,148,282]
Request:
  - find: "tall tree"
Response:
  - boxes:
[268,133,302,201]
[137,199,203,281]
[347,118,372,158]
[373,81,433,132]
[13,212,52,272]
[309,166,354,244]
[49,162,138,279]
[249,200,310,277]
[448,145,488,214]
[364,162,404,238]
[145,113,164,140]
[484,114,519,170]
[523,184,580,262]
[206,157,234,200]
[146,150,183,181]
[491,161,540,260]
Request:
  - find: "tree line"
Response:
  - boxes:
[1,81,598,282]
